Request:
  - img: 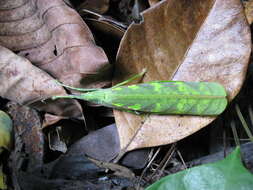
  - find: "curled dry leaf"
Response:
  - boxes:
[0,0,110,89]
[80,10,126,38]
[0,46,82,117]
[114,0,251,150]
[77,0,110,14]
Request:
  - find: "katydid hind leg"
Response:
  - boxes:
[112,68,147,88]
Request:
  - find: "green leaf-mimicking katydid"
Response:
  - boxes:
[52,80,227,116]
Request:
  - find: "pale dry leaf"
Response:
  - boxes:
[0,0,110,119]
[0,0,110,90]
[114,0,251,151]
[0,46,82,117]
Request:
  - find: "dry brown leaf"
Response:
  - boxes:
[243,0,253,24]
[0,0,110,90]
[114,0,251,151]
[0,46,82,117]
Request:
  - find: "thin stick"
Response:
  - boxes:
[230,120,240,147]
[177,149,187,170]
[113,114,149,163]
[148,144,176,180]
[248,106,253,128]
[159,148,176,175]
[235,104,253,142]
[137,148,161,190]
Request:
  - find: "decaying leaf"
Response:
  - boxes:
[0,46,82,117]
[114,0,251,151]
[0,0,110,90]
[7,102,44,170]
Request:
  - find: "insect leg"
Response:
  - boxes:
[51,94,80,100]
[55,80,99,92]
[112,68,147,88]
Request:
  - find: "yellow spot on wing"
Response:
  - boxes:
[113,87,123,91]
[128,85,139,89]
[177,99,187,111]
[128,104,142,110]
[113,103,124,107]
[199,84,209,95]
[178,83,186,92]
[152,103,161,112]
[151,83,162,92]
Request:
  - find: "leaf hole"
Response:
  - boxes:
[53,45,58,56]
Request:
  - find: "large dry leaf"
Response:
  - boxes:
[114,0,251,151]
[0,46,81,117]
[0,0,110,89]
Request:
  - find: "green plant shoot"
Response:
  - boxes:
[52,79,227,116]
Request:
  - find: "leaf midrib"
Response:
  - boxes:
[112,94,226,99]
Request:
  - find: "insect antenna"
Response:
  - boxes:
[52,95,81,100]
